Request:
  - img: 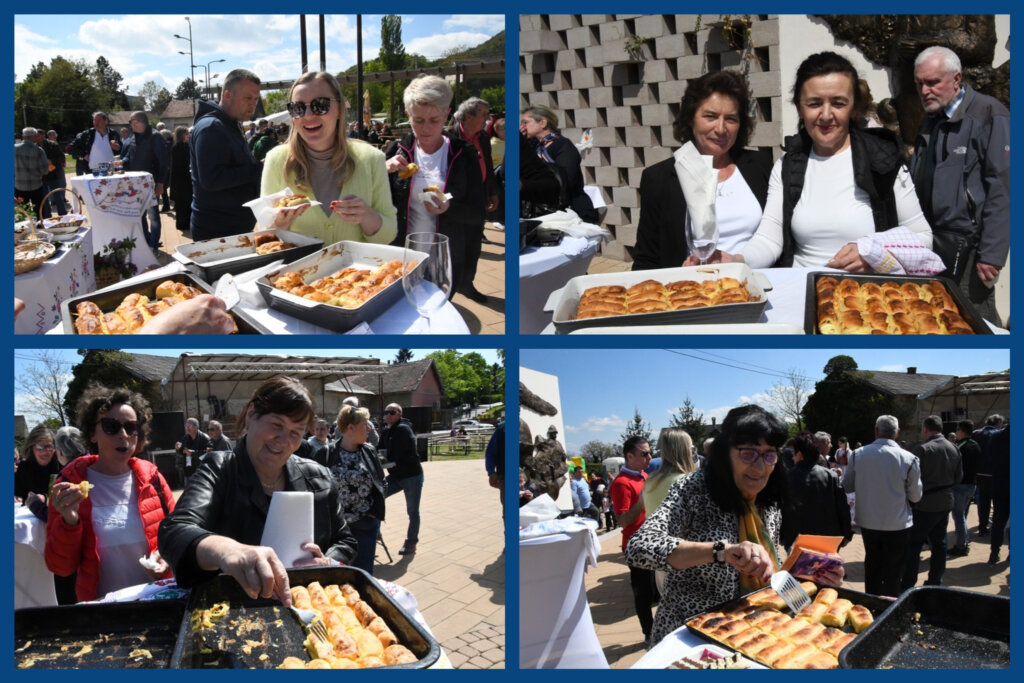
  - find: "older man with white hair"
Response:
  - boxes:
[15,127,49,210]
[910,45,1009,323]
[175,417,211,487]
[842,415,923,597]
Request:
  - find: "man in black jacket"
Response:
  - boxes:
[379,403,423,555]
[949,420,980,557]
[121,111,169,250]
[176,417,211,488]
[69,111,121,175]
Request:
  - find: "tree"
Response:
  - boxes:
[94,56,129,110]
[264,91,289,115]
[153,88,173,117]
[427,350,495,407]
[394,349,414,364]
[480,85,505,112]
[379,15,407,71]
[763,368,813,431]
[823,355,858,378]
[579,440,620,464]
[16,56,106,134]
[620,408,652,448]
[174,78,200,101]
[801,355,902,446]
[63,350,162,425]
[668,396,707,446]
[15,350,74,426]
[138,80,163,111]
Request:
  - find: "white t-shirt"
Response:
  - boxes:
[88,468,151,598]
[712,169,763,255]
[88,131,116,171]
[407,138,449,237]
[742,146,931,268]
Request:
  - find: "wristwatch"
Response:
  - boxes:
[712,540,726,564]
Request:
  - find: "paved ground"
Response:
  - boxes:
[585,503,1010,668]
[173,457,505,668]
[587,252,631,275]
[146,205,505,334]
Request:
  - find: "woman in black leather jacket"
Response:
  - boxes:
[158,377,356,605]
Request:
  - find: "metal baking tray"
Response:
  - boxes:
[686,582,892,667]
[60,270,271,335]
[255,240,428,333]
[172,229,323,283]
[839,586,1009,669]
[171,566,440,669]
[544,263,771,334]
[803,272,992,334]
[15,600,187,669]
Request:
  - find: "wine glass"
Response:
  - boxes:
[403,232,452,332]
[686,215,717,265]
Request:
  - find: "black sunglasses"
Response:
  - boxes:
[98,417,139,436]
[384,410,399,416]
[286,97,338,118]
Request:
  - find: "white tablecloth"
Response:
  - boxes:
[519,234,603,334]
[68,171,159,270]
[46,262,470,335]
[14,503,56,608]
[631,625,709,668]
[15,226,96,334]
[542,266,1008,334]
[519,519,608,669]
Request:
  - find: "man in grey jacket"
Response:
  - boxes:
[910,46,1009,323]
[901,415,962,590]
[842,415,923,597]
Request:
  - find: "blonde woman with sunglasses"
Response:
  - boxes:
[260,71,397,245]
[45,384,175,602]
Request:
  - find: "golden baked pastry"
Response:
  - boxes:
[816,276,973,334]
[397,162,419,179]
[686,586,875,669]
[255,240,296,255]
[574,277,753,320]
[271,259,415,309]
[274,194,309,208]
[73,280,238,334]
[282,581,416,669]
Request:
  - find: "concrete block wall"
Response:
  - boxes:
[520,14,783,263]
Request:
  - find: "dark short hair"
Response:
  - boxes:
[622,435,649,457]
[224,68,261,93]
[75,383,152,452]
[130,111,149,126]
[674,70,754,149]
[792,51,863,116]
[237,376,314,434]
[957,419,975,433]
[922,415,944,433]
[791,432,819,467]
[704,405,788,516]
[24,424,56,461]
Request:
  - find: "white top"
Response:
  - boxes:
[742,147,932,268]
[407,138,450,236]
[89,133,116,171]
[713,169,762,254]
[88,468,151,597]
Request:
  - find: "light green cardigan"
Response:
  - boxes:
[260,139,397,245]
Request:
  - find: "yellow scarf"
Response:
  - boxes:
[737,499,780,593]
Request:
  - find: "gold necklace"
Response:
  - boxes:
[260,471,285,490]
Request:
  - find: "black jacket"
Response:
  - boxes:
[530,135,596,222]
[15,456,61,521]
[318,442,387,521]
[169,141,193,205]
[447,122,498,200]
[633,148,772,270]
[782,460,852,548]
[777,127,902,266]
[157,439,357,588]
[69,127,121,175]
[122,126,169,184]
[378,421,422,480]
[955,437,981,486]
[176,431,211,476]
[519,132,563,210]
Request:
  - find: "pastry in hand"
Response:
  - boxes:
[397,162,419,179]
[274,193,309,208]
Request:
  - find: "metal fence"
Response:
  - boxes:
[426,433,492,459]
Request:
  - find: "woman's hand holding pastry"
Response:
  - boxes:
[827,243,871,272]
[51,481,84,526]
[424,192,450,215]
[271,203,309,229]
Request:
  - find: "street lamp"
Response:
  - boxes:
[204,58,226,99]
[173,16,194,114]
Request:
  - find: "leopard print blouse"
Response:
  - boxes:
[625,469,782,645]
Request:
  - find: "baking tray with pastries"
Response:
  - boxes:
[685,581,893,669]
[60,271,271,335]
[256,240,428,333]
[546,263,771,334]
[172,229,323,283]
[805,272,991,334]
[171,567,440,669]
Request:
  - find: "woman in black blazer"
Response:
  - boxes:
[633,71,772,270]
[520,104,597,222]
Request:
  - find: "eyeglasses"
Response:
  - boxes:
[33,443,55,451]
[734,447,779,466]
[384,410,399,416]
[286,97,338,118]
[97,417,139,436]
[633,449,652,458]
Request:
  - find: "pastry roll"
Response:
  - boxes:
[382,644,418,666]
[848,605,874,633]
[357,656,385,668]
[814,587,839,605]
[796,600,829,623]
[823,631,857,657]
[353,628,384,658]
[821,598,853,628]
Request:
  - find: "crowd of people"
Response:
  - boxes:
[561,405,1009,648]
[14,378,431,605]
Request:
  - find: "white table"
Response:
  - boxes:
[520,234,603,334]
[15,226,96,334]
[632,625,768,668]
[519,519,608,669]
[14,503,57,608]
[68,171,160,271]
[541,267,1009,334]
[47,262,471,335]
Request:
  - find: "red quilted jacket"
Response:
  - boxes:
[45,455,175,602]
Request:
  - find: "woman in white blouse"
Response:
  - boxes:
[699,51,931,270]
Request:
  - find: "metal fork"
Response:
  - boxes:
[290,606,330,645]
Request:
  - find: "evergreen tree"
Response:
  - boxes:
[668,396,707,446]
[394,349,414,364]
[379,15,407,71]
[620,408,653,449]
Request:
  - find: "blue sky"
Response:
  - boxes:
[521,348,1010,453]
[14,14,504,94]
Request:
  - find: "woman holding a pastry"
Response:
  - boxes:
[634,70,772,270]
[261,71,397,245]
[697,52,933,271]
[45,385,175,602]
[159,377,357,606]
[626,405,794,645]
[385,74,486,296]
